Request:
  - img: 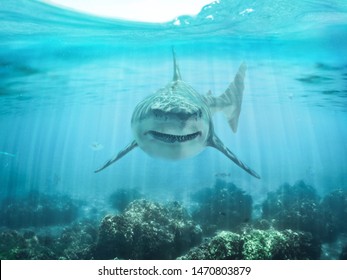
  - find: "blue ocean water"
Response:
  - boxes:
[1,0,347,259]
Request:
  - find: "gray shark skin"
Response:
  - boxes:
[95,50,260,179]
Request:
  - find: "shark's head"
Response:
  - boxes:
[131,88,211,160]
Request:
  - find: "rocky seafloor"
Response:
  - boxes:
[1,180,346,260]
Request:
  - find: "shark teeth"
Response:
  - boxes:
[147,130,201,143]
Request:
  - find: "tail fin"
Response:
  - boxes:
[204,63,246,133]
[220,63,246,133]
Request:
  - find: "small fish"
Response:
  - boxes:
[219,211,227,216]
[45,173,61,188]
[0,151,15,157]
[215,172,232,178]
[90,142,104,151]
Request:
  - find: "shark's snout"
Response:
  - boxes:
[152,108,202,121]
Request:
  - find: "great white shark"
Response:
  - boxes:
[95,50,260,179]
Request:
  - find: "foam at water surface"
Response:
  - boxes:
[43,0,213,23]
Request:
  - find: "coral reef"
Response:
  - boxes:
[262,181,347,243]
[241,228,320,260]
[192,179,252,235]
[94,199,202,259]
[0,191,81,228]
[340,245,347,260]
[261,181,322,238]
[177,231,242,260]
[319,189,347,242]
[0,219,98,260]
[0,181,345,260]
[178,228,321,260]
[108,188,143,212]
[0,229,56,260]
[52,219,98,259]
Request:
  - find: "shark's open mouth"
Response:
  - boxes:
[147,130,201,143]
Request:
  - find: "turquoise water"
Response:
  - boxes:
[1,0,347,259]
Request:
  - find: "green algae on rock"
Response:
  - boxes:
[178,228,321,260]
[192,179,252,235]
[95,199,202,259]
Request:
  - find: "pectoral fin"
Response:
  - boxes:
[208,134,260,179]
[94,140,138,173]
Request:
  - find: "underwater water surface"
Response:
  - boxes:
[0,0,347,260]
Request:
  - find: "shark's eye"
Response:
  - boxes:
[152,109,162,118]
[192,109,202,120]
[198,109,202,118]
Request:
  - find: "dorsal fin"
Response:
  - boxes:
[172,47,182,81]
